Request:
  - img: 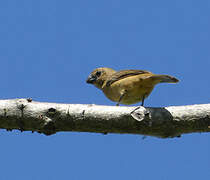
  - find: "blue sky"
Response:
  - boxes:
[0,0,210,179]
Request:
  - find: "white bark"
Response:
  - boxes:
[0,98,210,138]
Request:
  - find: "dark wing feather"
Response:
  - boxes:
[105,70,151,87]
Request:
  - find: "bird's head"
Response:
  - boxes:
[86,67,116,89]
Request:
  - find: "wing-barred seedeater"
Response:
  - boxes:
[86,67,179,106]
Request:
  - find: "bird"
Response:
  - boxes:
[86,67,179,106]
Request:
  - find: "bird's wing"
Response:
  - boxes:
[105,70,151,87]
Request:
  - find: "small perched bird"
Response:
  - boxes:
[86,67,179,106]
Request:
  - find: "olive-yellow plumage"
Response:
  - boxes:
[86,67,179,106]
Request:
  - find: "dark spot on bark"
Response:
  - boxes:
[48,108,56,113]
[18,104,26,111]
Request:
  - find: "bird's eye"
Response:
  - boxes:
[95,71,102,77]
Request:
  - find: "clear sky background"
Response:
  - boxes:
[0,0,210,179]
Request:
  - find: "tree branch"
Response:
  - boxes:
[0,98,210,138]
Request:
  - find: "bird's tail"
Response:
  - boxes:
[151,74,179,83]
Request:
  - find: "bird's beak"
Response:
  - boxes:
[86,75,96,84]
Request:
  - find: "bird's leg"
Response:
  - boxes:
[141,95,145,106]
[116,93,126,106]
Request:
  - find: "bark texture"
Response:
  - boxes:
[0,98,210,138]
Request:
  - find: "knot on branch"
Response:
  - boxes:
[39,115,56,136]
[130,106,150,122]
[26,98,33,102]
[37,107,62,135]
